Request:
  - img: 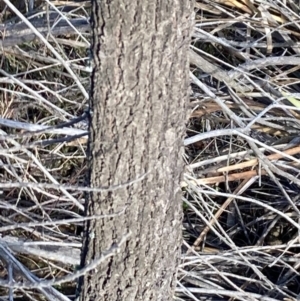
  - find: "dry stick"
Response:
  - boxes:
[176,283,281,301]
[0,17,90,48]
[0,117,87,137]
[191,177,256,251]
[0,244,71,301]
[190,100,267,118]
[192,27,249,60]
[215,145,300,173]
[189,50,252,93]
[229,56,300,78]
[0,133,88,150]
[1,236,81,265]
[192,27,300,50]
[32,133,88,147]
[182,145,300,186]
[0,171,150,192]
[188,143,288,170]
[0,209,126,232]
[0,232,131,289]
[200,152,294,177]
[182,169,267,186]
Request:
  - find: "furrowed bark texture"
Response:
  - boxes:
[78,1,192,300]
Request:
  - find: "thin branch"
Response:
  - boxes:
[0,117,87,137]
[0,243,71,301]
[0,17,90,48]
[0,171,150,192]
[0,236,80,265]
[0,232,132,289]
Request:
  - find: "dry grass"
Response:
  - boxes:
[0,1,90,300]
[180,0,300,300]
[0,0,300,301]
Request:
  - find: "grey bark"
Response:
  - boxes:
[77,0,192,300]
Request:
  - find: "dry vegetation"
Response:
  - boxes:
[0,0,300,301]
[180,0,300,300]
[0,1,90,300]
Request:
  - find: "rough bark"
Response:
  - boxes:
[77,1,192,300]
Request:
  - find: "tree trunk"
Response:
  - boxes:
[77,1,192,300]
